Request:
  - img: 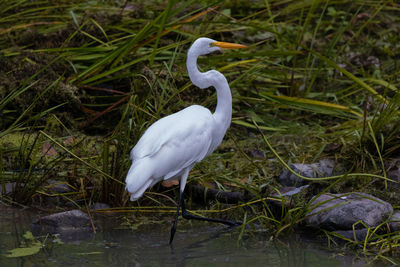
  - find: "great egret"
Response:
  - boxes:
[125,37,247,244]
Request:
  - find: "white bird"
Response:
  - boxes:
[125,37,247,244]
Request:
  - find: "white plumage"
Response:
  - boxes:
[126,105,214,201]
[125,37,247,243]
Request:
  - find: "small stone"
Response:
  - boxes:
[387,168,400,189]
[89,202,110,210]
[389,211,400,231]
[333,228,373,242]
[47,180,71,194]
[270,185,309,208]
[248,149,265,159]
[272,185,309,198]
[32,210,90,231]
[306,193,393,231]
[0,182,17,195]
[31,210,94,242]
[278,159,337,186]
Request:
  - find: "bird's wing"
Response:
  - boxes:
[130,105,215,178]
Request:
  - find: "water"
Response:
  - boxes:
[0,208,362,266]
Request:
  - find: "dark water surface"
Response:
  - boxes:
[0,208,362,266]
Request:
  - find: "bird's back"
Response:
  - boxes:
[130,105,214,159]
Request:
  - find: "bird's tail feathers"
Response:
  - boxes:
[125,159,153,201]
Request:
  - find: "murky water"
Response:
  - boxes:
[0,208,363,266]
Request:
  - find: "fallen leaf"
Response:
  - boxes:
[43,143,57,156]
[64,137,75,145]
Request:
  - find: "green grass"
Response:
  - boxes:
[1,0,400,263]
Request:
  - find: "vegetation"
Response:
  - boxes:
[1,0,400,263]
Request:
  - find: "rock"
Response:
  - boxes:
[333,229,375,242]
[385,158,400,189]
[89,202,110,210]
[0,182,26,195]
[31,210,94,242]
[387,168,400,189]
[248,149,265,159]
[266,185,309,217]
[0,182,17,195]
[389,211,400,231]
[47,180,71,194]
[278,159,337,186]
[273,185,309,197]
[31,180,72,208]
[270,185,309,208]
[388,168,400,180]
[32,210,91,231]
[306,193,393,231]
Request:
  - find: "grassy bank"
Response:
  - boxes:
[1,0,400,263]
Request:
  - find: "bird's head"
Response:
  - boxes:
[189,37,247,56]
[187,37,247,89]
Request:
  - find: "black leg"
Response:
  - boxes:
[169,189,242,245]
[169,189,184,244]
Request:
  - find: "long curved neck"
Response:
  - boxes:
[186,49,232,137]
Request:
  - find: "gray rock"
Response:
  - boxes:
[274,185,309,197]
[388,168,400,180]
[387,168,400,189]
[0,182,26,195]
[31,210,94,242]
[0,182,17,195]
[89,202,110,210]
[333,228,376,242]
[306,193,393,231]
[249,149,265,159]
[278,159,336,186]
[47,180,71,194]
[389,211,400,231]
[270,185,309,209]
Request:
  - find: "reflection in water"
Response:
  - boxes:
[0,208,360,266]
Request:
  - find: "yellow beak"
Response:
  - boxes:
[212,41,248,49]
